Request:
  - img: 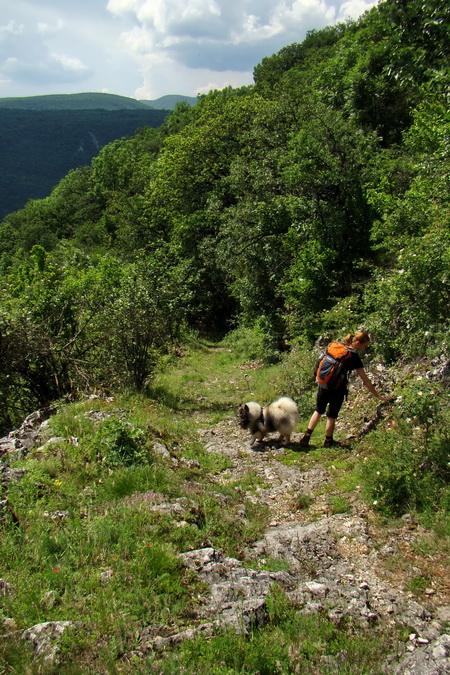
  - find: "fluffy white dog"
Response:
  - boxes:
[238,397,299,446]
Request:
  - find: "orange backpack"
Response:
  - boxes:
[314,341,354,389]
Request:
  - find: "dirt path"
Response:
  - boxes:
[195,420,450,674]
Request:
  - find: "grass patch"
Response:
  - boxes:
[150,587,390,675]
[293,493,315,510]
[328,495,352,514]
[1,331,448,673]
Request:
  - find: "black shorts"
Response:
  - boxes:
[315,385,347,419]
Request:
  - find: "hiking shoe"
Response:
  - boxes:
[299,434,311,447]
[324,438,341,448]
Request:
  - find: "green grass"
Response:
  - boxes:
[1,332,448,673]
[148,587,391,675]
[328,495,352,514]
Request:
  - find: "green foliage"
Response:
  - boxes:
[105,251,191,390]
[1,0,450,427]
[88,417,150,468]
[362,379,449,517]
[362,91,450,361]
[221,322,281,365]
[278,102,378,336]
[362,431,449,517]
[321,294,366,337]
[278,339,317,418]
[7,460,57,512]
[329,495,351,514]
[254,25,348,95]
[367,92,450,256]
[363,229,450,360]
[0,245,191,430]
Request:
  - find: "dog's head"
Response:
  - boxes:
[237,403,251,429]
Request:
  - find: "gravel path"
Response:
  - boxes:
[195,419,450,674]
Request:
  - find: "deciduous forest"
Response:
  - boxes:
[0,0,448,432]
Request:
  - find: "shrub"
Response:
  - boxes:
[363,229,450,361]
[222,320,281,364]
[361,379,449,517]
[88,417,150,468]
[321,294,366,337]
[279,338,317,418]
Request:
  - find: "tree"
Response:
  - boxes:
[278,102,378,337]
[0,244,118,429]
[104,251,191,390]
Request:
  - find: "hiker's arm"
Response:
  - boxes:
[356,368,394,402]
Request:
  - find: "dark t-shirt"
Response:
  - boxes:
[342,348,364,376]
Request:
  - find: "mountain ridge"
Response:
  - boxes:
[0,91,197,111]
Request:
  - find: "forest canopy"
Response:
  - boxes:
[0,0,449,433]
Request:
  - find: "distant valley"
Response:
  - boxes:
[0,92,197,220]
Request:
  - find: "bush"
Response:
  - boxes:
[362,379,449,517]
[88,417,150,468]
[321,294,366,337]
[279,339,317,418]
[363,230,450,361]
[222,320,281,364]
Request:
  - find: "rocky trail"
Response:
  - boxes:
[1,401,449,672]
[179,418,450,674]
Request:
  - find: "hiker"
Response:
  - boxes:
[299,331,394,448]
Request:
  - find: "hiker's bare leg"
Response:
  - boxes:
[299,410,321,446]
[325,418,336,437]
[307,410,321,431]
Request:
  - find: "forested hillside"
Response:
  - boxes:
[0,107,168,220]
[0,0,448,434]
[139,94,198,110]
[0,92,197,111]
[0,92,153,111]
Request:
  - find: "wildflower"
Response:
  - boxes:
[373,500,378,506]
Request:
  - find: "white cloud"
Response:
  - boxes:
[337,0,375,20]
[3,52,92,85]
[0,0,379,99]
[37,19,66,34]
[107,0,347,92]
[0,21,24,37]
[50,53,90,74]
[135,62,252,100]
[272,0,337,28]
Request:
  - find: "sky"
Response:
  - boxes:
[0,0,378,102]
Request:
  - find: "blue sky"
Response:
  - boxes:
[0,0,378,101]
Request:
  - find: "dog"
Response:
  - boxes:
[238,397,299,446]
